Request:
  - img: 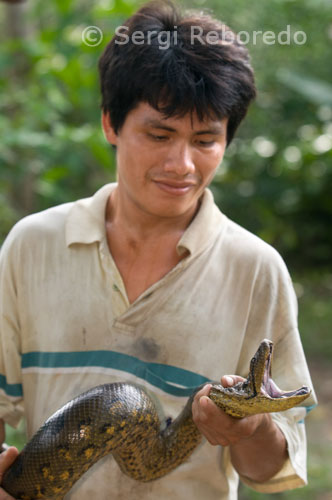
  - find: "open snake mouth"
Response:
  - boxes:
[259,341,310,399]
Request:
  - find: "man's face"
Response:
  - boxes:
[102,102,228,220]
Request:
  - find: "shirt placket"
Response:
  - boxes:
[98,238,130,317]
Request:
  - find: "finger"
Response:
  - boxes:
[192,384,242,446]
[221,375,246,387]
[194,383,212,401]
[196,396,222,445]
[0,486,16,500]
[194,395,233,446]
[0,447,19,481]
[192,387,210,425]
[192,389,219,444]
[192,384,211,419]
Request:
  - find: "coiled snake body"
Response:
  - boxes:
[2,340,311,499]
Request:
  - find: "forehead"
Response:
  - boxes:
[127,101,227,132]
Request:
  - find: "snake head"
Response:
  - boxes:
[209,339,311,418]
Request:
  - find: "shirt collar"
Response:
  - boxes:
[65,183,116,246]
[66,183,226,255]
[176,188,226,256]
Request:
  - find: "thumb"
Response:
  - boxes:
[221,374,246,387]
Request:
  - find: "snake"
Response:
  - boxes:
[2,339,311,499]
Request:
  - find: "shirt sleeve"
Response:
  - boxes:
[241,328,317,493]
[0,227,25,427]
[239,408,309,493]
[226,328,317,493]
[233,247,317,493]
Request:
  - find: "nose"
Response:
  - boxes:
[163,141,195,176]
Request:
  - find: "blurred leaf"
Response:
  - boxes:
[278,69,332,105]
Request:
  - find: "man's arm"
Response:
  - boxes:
[192,377,288,483]
[0,419,18,500]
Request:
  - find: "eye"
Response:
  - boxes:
[197,139,215,147]
[147,133,169,142]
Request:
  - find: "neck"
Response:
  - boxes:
[105,186,194,303]
[106,187,199,243]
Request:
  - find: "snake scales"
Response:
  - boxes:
[2,340,310,499]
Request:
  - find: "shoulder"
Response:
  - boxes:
[0,202,74,260]
[225,218,283,262]
[219,216,292,288]
[6,202,74,241]
[204,191,288,279]
[218,219,299,338]
[223,218,283,265]
[0,183,114,264]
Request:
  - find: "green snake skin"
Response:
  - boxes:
[2,340,311,499]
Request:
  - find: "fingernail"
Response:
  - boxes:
[200,396,210,407]
[224,376,234,386]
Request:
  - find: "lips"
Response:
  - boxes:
[153,180,197,196]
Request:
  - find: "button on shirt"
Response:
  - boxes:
[0,183,317,499]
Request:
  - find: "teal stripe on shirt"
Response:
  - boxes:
[21,350,210,397]
[0,374,23,397]
[298,405,317,424]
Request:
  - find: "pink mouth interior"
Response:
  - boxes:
[261,355,309,399]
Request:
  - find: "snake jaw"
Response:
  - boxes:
[1,340,313,497]
[247,339,273,396]
[209,339,311,418]
[255,340,311,401]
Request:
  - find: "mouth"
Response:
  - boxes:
[153,180,196,196]
[254,340,310,399]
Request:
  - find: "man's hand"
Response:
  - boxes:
[192,375,268,446]
[192,375,288,483]
[0,447,19,499]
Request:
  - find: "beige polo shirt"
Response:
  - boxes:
[0,183,317,499]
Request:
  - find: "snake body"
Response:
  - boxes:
[2,340,311,499]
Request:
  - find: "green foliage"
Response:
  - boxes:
[0,0,125,241]
[296,272,332,360]
[198,0,332,271]
[1,2,331,497]
[5,420,26,451]
[0,0,331,271]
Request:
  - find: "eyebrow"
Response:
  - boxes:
[143,118,225,135]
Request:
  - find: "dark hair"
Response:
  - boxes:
[99,0,256,145]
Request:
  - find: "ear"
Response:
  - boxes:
[101,112,118,145]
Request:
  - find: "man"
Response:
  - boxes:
[0,1,316,498]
